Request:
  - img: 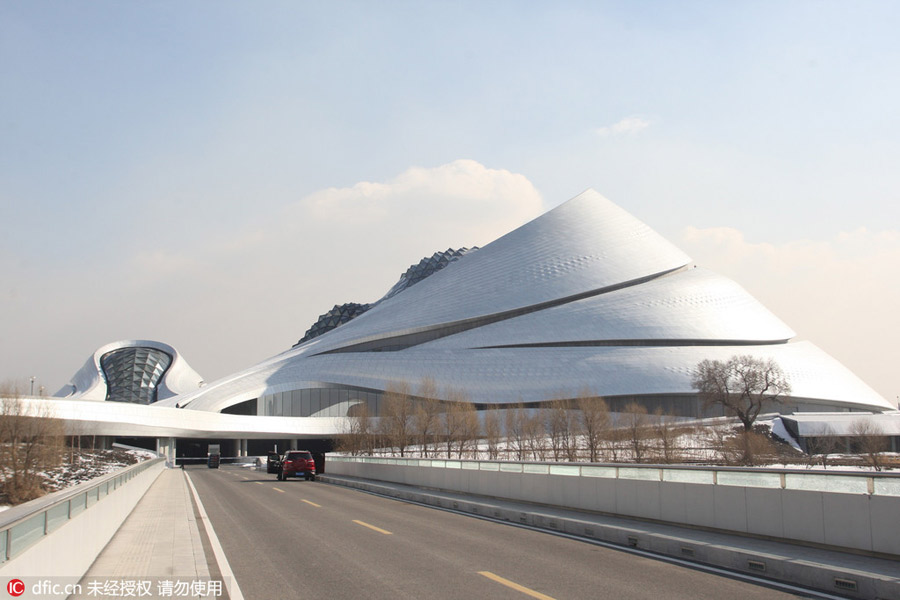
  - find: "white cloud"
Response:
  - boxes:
[294,160,541,246]
[595,116,651,137]
[680,225,900,404]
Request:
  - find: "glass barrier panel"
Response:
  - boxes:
[445,461,461,469]
[45,502,70,532]
[618,467,660,481]
[662,469,715,484]
[873,478,900,496]
[549,465,580,477]
[523,464,549,475]
[70,493,87,517]
[785,474,868,495]
[8,513,45,558]
[462,462,479,470]
[581,466,617,478]
[430,460,446,468]
[717,471,781,489]
[479,462,500,471]
[499,463,523,473]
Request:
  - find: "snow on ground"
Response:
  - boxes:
[41,448,158,493]
[1,447,157,510]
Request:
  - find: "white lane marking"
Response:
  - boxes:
[185,471,246,600]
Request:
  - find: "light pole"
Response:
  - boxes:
[30,376,36,396]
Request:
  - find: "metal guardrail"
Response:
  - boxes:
[0,457,165,564]
[328,456,900,496]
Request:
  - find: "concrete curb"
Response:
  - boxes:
[321,474,900,600]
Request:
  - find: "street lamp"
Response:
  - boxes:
[30,376,36,396]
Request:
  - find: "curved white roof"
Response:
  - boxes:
[421,267,795,349]
[169,190,893,415]
[55,339,204,402]
[300,189,692,354]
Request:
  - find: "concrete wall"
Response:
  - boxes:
[0,460,165,578]
[327,459,900,557]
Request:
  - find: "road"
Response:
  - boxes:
[187,465,806,600]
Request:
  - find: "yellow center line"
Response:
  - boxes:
[353,520,392,535]
[301,499,321,508]
[272,487,285,493]
[254,481,263,485]
[478,572,556,600]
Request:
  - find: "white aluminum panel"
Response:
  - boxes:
[178,341,892,413]
[303,190,691,353]
[420,267,795,349]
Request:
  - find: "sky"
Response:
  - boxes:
[1,1,897,405]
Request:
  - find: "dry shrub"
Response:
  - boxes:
[1,388,65,504]
[720,430,778,466]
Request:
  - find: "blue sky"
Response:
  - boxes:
[2,1,898,403]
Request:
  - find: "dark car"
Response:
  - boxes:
[277,450,316,481]
[266,452,281,474]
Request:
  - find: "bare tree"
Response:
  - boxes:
[804,425,840,469]
[440,389,470,459]
[0,383,65,504]
[523,409,547,460]
[413,378,441,457]
[652,408,682,464]
[379,381,414,456]
[458,402,480,458]
[692,355,791,432]
[505,403,528,460]
[850,418,888,471]
[622,402,650,463]
[340,401,374,455]
[600,423,624,462]
[547,399,578,461]
[577,392,610,462]
[482,409,502,460]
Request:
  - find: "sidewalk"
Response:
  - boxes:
[70,468,215,600]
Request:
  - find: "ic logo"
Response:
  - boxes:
[6,579,25,597]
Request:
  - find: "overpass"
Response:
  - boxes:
[11,396,344,460]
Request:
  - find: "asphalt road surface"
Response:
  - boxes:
[188,465,807,600]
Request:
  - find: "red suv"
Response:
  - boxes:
[277,450,316,481]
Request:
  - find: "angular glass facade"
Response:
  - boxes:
[296,303,372,345]
[100,347,173,404]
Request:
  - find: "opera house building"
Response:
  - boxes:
[36,190,894,456]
